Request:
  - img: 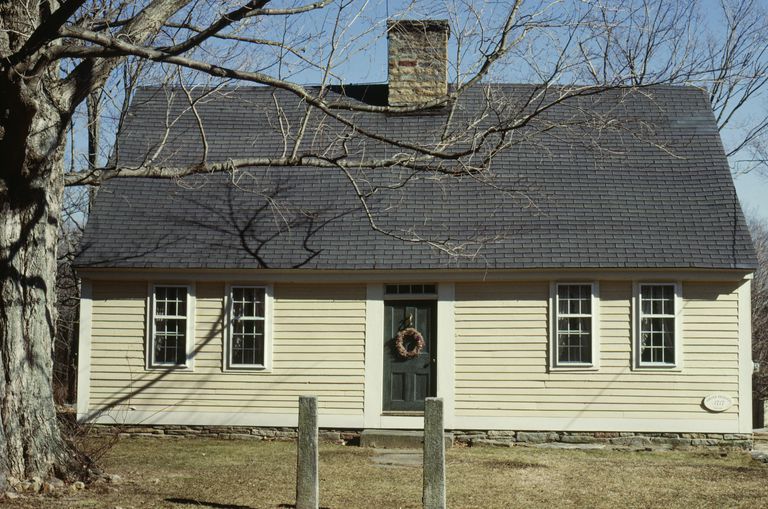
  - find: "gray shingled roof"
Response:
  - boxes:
[75,84,757,270]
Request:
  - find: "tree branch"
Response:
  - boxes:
[3,0,87,68]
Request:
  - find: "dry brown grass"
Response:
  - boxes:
[7,438,768,508]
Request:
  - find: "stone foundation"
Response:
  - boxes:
[452,430,753,450]
[86,424,361,445]
[86,424,752,450]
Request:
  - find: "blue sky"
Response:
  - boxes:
[735,171,768,221]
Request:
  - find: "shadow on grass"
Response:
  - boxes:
[165,498,331,509]
[484,459,547,469]
[277,505,332,509]
[165,497,255,509]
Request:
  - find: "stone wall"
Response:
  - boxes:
[452,430,753,450]
[87,424,752,450]
[86,425,360,445]
[387,19,449,106]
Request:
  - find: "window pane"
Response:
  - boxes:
[232,319,264,366]
[640,312,675,365]
[641,297,651,315]
[230,287,267,366]
[232,287,265,318]
[154,318,186,365]
[556,316,591,364]
[555,285,593,364]
[153,287,188,366]
[663,293,674,315]
[155,287,186,317]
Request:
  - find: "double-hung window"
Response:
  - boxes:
[637,283,679,368]
[149,285,192,368]
[552,283,598,368]
[227,286,270,369]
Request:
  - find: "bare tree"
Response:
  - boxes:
[1,0,767,484]
[751,218,768,402]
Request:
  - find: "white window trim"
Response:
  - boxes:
[632,281,683,371]
[146,283,196,370]
[224,283,274,372]
[549,282,600,371]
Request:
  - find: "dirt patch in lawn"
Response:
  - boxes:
[4,439,768,508]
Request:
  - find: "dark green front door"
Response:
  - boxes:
[383,300,437,412]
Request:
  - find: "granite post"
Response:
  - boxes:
[423,397,446,509]
[296,396,319,509]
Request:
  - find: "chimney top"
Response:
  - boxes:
[386,19,450,33]
[387,19,450,107]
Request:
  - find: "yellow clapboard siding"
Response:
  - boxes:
[92,380,366,392]
[455,387,734,397]
[455,408,737,417]
[92,402,361,413]
[88,277,743,424]
[89,281,366,415]
[90,394,363,406]
[453,402,736,412]
[454,279,742,419]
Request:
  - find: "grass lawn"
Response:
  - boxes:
[7,438,768,508]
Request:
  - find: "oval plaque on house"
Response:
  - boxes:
[702,394,734,412]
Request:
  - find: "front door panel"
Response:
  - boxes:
[383,300,437,412]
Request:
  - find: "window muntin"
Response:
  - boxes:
[385,284,437,295]
[554,284,594,365]
[228,286,267,368]
[638,284,676,366]
[151,286,189,367]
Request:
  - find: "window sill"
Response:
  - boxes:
[632,365,682,372]
[549,365,599,372]
[382,411,424,416]
[146,365,194,372]
[223,365,270,373]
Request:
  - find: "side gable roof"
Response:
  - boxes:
[75,84,757,270]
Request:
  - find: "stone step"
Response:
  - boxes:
[360,429,454,449]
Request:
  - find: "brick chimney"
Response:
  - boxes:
[387,19,450,107]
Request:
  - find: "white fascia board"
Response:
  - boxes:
[77,268,753,283]
[76,279,93,420]
[738,278,753,433]
[363,284,385,429]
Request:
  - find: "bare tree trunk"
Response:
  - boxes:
[0,11,80,480]
[0,175,76,483]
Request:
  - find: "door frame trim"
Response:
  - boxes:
[364,283,455,429]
